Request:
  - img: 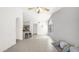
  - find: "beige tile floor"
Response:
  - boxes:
[5,35,57,52]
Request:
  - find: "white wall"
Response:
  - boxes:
[29,21,48,35]
[23,10,50,35]
[0,8,16,51]
[16,8,23,40]
[37,21,48,35]
[23,7,62,35]
[49,7,79,47]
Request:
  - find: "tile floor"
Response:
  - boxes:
[5,35,57,52]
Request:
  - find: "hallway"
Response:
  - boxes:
[5,35,57,52]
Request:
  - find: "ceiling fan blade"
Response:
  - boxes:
[28,7,49,14]
[41,7,49,11]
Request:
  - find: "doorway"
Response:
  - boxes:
[33,24,37,35]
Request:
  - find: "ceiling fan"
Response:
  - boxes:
[28,7,49,14]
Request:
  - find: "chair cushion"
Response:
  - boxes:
[60,41,69,48]
[52,41,62,52]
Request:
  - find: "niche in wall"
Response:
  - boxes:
[23,25,30,32]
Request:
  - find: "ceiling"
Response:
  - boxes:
[22,7,62,23]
